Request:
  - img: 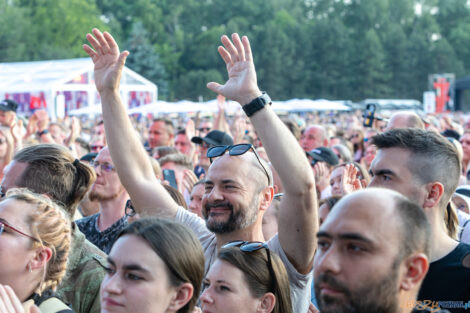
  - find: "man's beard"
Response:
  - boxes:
[89,188,121,202]
[315,257,401,313]
[203,197,259,234]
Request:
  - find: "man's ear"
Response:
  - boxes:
[168,282,193,312]
[256,292,276,313]
[260,186,274,212]
[399,253,429,291]
[423,182,444,209]
[30,246,52,271]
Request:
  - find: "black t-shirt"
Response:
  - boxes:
[418,243,470,313]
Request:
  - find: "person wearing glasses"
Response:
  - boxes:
[200,242,293,313]
[84,29,317,313]
[100,218,204,313]
[1,144,105,313]
[76,147,129,254]
[0,188,72,313]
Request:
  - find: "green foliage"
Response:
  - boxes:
[3,0,470,102]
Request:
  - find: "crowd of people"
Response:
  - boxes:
[0,28,469,313]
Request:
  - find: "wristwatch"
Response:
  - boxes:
[242,92,272,117]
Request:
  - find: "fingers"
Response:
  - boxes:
[117,51,130,68]
[92,28,111,54]
[4,286,23,313]
[0,285,15,313]
[242,36,252,62]
[207,82,223,94]
[85,33,101,55]
[103,31,119,53]
[217,46,232,65]
[232,33,245,62]
[221,35,239,62]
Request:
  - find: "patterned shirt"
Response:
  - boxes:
[76,213,128,254]
[55,224,107,313]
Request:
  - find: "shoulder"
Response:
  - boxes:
[75,214,99,230]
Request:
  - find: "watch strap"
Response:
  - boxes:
[242,92,271,117]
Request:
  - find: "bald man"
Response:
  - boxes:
[386,112,425,131]
[301,125,329,152]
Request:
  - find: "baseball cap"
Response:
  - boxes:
[0,99,18,112]
[191,130,233,147]
[455,185,470,207]
[307,147,339,166]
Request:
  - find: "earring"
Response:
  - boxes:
[28,263,32,273]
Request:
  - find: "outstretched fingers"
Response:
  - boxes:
[92,28,111,54]
[103,31,120,54]
[218,46,232,65]
[82,44,98,60]
[242,36,253,62]
[221,35,239,62]
[232,33,245,62]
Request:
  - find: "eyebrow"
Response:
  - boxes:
[370,168,396,177]
[317,231,375,245]
[107,257,151,274]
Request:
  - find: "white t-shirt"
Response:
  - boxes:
[175,207,312,313]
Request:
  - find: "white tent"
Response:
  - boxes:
[0,58,157,119]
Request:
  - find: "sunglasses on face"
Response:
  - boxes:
[125,199,136,218]
[198,127,211,132]
[91,161,116,173]
[207,144,271,186]
[222,240,276,291]
[0,220,40,242]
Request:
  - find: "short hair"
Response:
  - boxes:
[372,129,460,237]
[393,193,431,258]
[403,113,425,129]
[159,153,192,170]
[153,146,178,159]
[162,184,188,209]
[118,218,204,313]
[6,188,71,295]
[153,118,174,136]
[281,118,301,141]
[13,144,96,217]
[332,144,353,163]
[218,247,293,313]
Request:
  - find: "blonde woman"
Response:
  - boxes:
[0,189,72,313]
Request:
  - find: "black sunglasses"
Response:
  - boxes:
[222,240,276,291]
[207,144,271,186]
[125,199,136,218]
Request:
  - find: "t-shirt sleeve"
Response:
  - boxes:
[175,206,215,249]
[268,234,313,313]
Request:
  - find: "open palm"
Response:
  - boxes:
[83,28,129,93]
[207,34,261,105]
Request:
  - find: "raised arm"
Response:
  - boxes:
[83,28,178,217]
[207,34,317,274]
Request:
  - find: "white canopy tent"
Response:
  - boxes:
[0,58,157,119]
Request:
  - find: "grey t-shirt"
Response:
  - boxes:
[175,207,312,313]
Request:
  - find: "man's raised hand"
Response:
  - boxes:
[207,34,262,106]
[83,28,129,93]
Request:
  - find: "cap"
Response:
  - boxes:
[80,152,98,163]
[0,99,18,112]
[191,130,233,147]
[455,185,470,207]
[307,147,339,166]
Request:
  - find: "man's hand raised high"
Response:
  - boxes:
[207,34,262,106]
[83,28,129,94]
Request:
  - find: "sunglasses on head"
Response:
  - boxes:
[0,220,40,242]
[222,240,276,291]
[207,144,271,186]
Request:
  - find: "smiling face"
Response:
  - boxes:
[202,154,264,234]
[100,234,177,313]
[200,259,264,313]
[313,192,403,313]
